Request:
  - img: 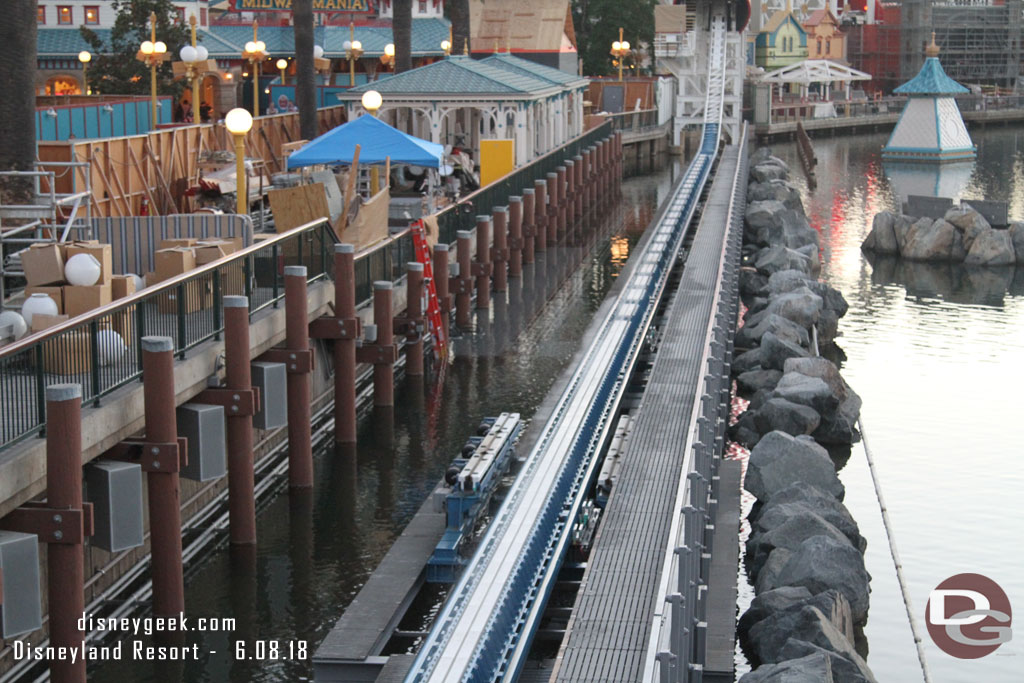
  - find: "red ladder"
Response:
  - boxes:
[411,220,448,360]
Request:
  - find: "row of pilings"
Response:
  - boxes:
[15,131,622,683]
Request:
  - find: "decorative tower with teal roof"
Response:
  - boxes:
[883,33,976,162]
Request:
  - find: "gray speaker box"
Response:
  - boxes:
[0,531,42,638]
[85,461,144,553]
[251,362,287,430]
[176,403,227,481]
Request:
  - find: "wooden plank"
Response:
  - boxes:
[268,183,330,233]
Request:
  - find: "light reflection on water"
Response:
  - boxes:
[85,163,680,683]
[771,127,1024,683]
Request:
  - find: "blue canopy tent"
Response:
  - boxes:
[286,114,444,169]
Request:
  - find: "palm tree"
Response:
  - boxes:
[393,0,413,73]
[293,0,318,140]
[449,0,470,55]
[0,1,38,206]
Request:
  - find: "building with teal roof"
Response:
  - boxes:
[883,34,976,163]
[336,54,588,166]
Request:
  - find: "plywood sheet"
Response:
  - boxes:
[268,183,330,233]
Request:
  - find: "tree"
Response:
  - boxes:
[572,0,655,77]
[447,0,470,55]
[0,1,38,206]
[293,0,318,140]
[393,0,413,73]
[80,0,189,97]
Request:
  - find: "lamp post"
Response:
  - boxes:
[137,12,169,127]
[242,20,268,116]
[441,25,453,56]
[362,90,382,117]
[225,108,253,217]
[609,27,631,83]
[78,51,91,95]
[277,58,288,85]
[381,43,395,71]
[344,22,363,87]
[176,14,210,123]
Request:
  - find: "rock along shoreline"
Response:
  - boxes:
[732,148,877,683]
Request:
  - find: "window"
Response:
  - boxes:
[200,8,207,24]
[84,6,100,25]
[418,0,427,12]
[57,5,73,25]
[37,6,45,23]
[826,40,831,55]
[817,38,822,53]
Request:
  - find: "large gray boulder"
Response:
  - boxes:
[902,219,958,262]
[745,431,845,502]
[778,640,876,683]
[752,398,821,438]
[740,267,769,298]
[746,200,786,236]
[763,535,871,624]
[752,484,865,552]
[964,228,1016,266]
[748,179,803,210]
[817,308,840,345]
[751,163,788,183]
[737,586,814,638]
[795,244,822,275]
[736,312,811,349]
[772,372,839,414]
[737,368,783,395]
[759,332,809,371]
[1008,222,1024,264]
[747,509,852,576]
[766,268,812,295]
[758,209,819,250]
[746,590,859,658]
[755,547,794,595]
[755,246,815,276]
[862,211,899,254]
[783,357,847,401]
[945,205,991,253]
[732,346,765,374]
[739,654,834,683]
[766,287,823,328]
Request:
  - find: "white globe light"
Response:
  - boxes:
[21,293,58,326]
[78,51,92,64]
[179,45,198,62]
[0,311,28,341]
[612,41,621,51]
[313,45,324,59]
[384,43,395,57]
[140,41,155,55]
[351,40,362,51]
[245,41,257,54]
[361,90,383,112]
[195,45,209,61]
[96,329,127,366]
[276,58,288,70]
[343,40,352,51]
[255,41,266,53]
[154,41,167,55]
[125,273,145,292]
[225,107,254,135]
[65,253,102,286]
[622,41,630,50]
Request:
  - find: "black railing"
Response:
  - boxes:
[0,219,336,450]
[434,121,614,244]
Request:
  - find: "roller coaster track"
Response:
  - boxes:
[404,18,731,683]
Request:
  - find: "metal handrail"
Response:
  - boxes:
[0,217,331,359]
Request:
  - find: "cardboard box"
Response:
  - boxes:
[154,247,197,282]
[220,261,248,296]
[42,330,92,376]
[110,274,137,300]
[194,243,229,265]
[30,313,69,333]
[158,238,197,250]
[156,280,213,315]
[64,284,112,318]
[57,240,98,262]
[21,244,64,286]
[25,286,64,314]
[66,243,113,285]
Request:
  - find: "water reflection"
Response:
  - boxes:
[881,160,975,203]
[866,254,1020,306]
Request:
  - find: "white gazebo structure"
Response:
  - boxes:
[338,54,589,166]
[759,59,871,102]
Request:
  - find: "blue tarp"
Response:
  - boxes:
[286,114,443,169]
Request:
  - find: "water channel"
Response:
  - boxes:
[87,159,680,683]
